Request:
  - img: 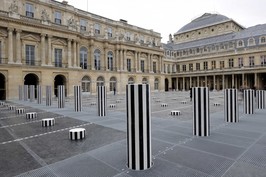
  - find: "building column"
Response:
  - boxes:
[67,39,72,68]
[150,54,153,72]
[90,39,94,70]
[147,53,151,72]
[242,73,245,89]
[205,76,207,87]
[255,73,257,89]
[182,77,185,91]
[123,50,127,71]
[222,75,225,90]
[119,50,123,71]
[189,77,192,88]
[47,35,52,66]
[73,41,77,67]
[115,49,119,71]
[76,41,80,68]
[177,77,179,91]
[134,51,138,72]
[232,74,235,88]
[16,29,22,64]
[8,28,14,64]
[159,56,162,73]
[41,33,46,66]
[213,75,216,90]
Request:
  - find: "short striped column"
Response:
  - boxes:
[244,89,254,114]
[126,84,152,170]
[256,90,266,109]
[26,112,37,119]
[97,86,106,116]
[37,85,42,104]
[46,86,52,106]
[16,108,25,114]
[58,85,65,108]
[41,118,55,127]
[19,85,23,100]
[74,85,82,112]
[29,85,35,102]
[192,87,210,136]
[69,128,86,140]
[23,85,28,101]
[224,89,239,123]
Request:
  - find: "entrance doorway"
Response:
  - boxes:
[54,75,66,97]
[0,73,6,100]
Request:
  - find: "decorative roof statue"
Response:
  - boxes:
[41,9,49,22]
[9,0,18,14]
[67,17,77,29]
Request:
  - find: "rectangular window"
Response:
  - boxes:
[54,49,62,67]
[260,55,266,66]
[196,63,200,71]
[182,64,186,72]
[127,59,131,72]
[80,19,87,31]
[107,27,112,37]
[238,57,243,67]
[229,58,234,68]
[141,60,145,72]
[189,63,193,71]
[249,56,254,67]
[25,45,35,65]
[126,32,131,41]
[176,64,180,73]
[203,61,208,70]
[153,62,156,73]
[26,3,34,18]
[54,11,62,24]
[94,24,100,34]
[167,64,170,73]
[220,61,224,69]
[211,60,216,70]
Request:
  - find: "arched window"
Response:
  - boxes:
[261,37,266,43]
[238,40,243,47]
[154,78,159,90]
[142,77,148,84]
[109,77,116,91]
[81,76,90,93]
[107,51,113,71]
[248,38,255,46]
[128,77,134,84]
[94,49,101,70]
[96,76,104,87]
[80,47,88,69]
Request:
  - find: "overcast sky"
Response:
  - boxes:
[66,0,266,43]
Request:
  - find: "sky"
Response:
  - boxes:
[66,0,266,43]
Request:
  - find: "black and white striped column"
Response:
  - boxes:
[19,85,23,100]
[46,86,52,106]
[23,85,28,101]
[256,90,266,109]
[192,87,210,136]
[74,85,82,112]
[58,85,65,108]
[29,85,35,102]
[126,84,152,171]
[244,89,254,114]
[97,86,106,116]
[37,85,42,104]
[224,89,239,123]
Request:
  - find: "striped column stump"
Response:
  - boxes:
[69,128,86,140]
[8,105,16,111]
[58,85,65,108]
[224,89,239,123]
[161,103,168,107]
[91,102,96,105]
[192,87,210,136]
[170,110,181,116]
[41,118,55,127]
[37,85,42,104]
[244,89,254,114]
[0,101,4,106]
[46,86,52,106]
[74,85,82,112]
[29,85,35,102]
[19,85,23,100]
[26,112,37,119]
[3,103,9,107]
[126,84,152,171]
[23,85,28,101]
[180,101,187,104]
[16,108,25,114]
[116,100,121,103]
[256,90,266,109]
[213,103,221,106]
[109,104,116,108]
[97,86,106,116]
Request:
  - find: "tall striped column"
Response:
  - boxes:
[58,85,65,108]
[126,84,152,170]
[192,87,210,136]
[37,85,42,104]
[29,85,35,102]
[244,89,254,114]
[97,86,106,116]
[224,89,239,122]
[46,86,52,106]
[74,85,82,112]
[23,85,28,101]
[256,90,266,109]
[19,85,22,100]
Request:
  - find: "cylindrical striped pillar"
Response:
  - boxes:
[23,85,28,101]
[29,85,35,102]
[192,87,210,136]
[224,89,239,123]
[244,89,254,114]
[46,86,52,106]
[37,85,42,104]
[256,90,266,109]
[58,85,65,108]
[126,84,152,171]
[97,86,106,116]
[19,85,23,100]
[74,85,82,112]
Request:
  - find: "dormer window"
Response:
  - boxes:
[26,3,34,18]
[237,40,244,47]
[248,38,255,46]
[261,37,266,44]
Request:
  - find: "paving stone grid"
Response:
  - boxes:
[0,91,266,177]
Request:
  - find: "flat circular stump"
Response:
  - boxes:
[42,118,55,127]
[109,104,116,108]
[180,101,187,104]
[16,108,25,114]
[170,110,181,116]
[69,128,86,140]
[26,112,37,119]
[161,103,168,107]
[214,103,221,106]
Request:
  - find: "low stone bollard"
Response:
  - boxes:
[26,112,37,119]
[41,118,55,127]
[69,128,86,140]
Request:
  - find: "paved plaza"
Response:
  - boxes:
[1,91,266,177]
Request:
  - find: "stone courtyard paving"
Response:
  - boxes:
[1,91,266,177]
